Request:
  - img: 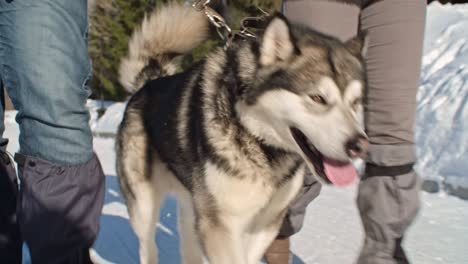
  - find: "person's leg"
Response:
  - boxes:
[282,0,360,42]
[0,82,22,263]
[356,1,426,263]
[0,0,105,263]
[276,172,322,239]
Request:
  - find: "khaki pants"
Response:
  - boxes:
[280,1,426,263]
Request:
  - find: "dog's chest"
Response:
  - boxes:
[202,158,304,215]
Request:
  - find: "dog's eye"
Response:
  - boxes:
[310,95,327,105]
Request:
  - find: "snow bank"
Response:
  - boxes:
[87,100,114,132]
[415,2,468,194]
[93,102,126,137]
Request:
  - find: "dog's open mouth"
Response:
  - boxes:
[290,127,357,186]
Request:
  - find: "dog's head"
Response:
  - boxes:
[236,13,369,186]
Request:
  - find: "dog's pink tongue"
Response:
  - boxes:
[323,158,357,186]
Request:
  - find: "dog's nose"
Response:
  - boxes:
[346,135,369,158]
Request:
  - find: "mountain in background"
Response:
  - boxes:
[416,2,468,198]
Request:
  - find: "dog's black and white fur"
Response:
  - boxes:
[117,3,367,263]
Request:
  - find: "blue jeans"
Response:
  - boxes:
[0,0,93,165]
[0,1,105,263]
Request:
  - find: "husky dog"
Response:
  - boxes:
[117,3,369,263]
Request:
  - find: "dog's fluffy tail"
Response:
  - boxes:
[119,3,210,93]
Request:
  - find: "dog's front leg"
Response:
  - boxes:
[245,210,287,264]
[197,215,248,264]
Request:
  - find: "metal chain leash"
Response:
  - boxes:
[191,0,269,49]
[238,7,270,39]
[192,0,233,45]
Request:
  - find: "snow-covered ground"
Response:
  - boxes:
[4,2,467,264]
[6,121,468,263]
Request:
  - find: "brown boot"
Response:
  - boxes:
[264,237,291,264]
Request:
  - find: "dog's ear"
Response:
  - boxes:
[345,31,369,58]
[260,13,300,66]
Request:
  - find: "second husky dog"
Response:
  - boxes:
[117,3,369,263]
